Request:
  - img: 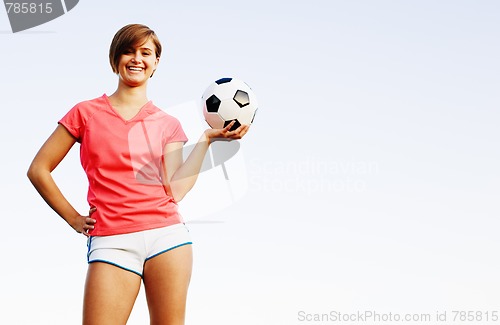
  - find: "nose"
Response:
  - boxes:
[131,52,142,64]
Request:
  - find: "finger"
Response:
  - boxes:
[242,124,250,136]
[222,121,235,133]
[82,225,94,235]
[86,217,97,224]
[89,207,97,215]
[225,123,242,135]
[84,219,96,229]
[234,124,248,132]
[237,128,247,139]
[228,124,248,139]
[82,223,93,231]
[76,227,90,237]
[236,124,249,135]
[80,217,96,234]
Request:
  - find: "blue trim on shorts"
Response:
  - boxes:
[88,259,143,278]
[145,242,193,262]
[86,237,93,263]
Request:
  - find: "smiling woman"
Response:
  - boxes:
[109,24,162,79]
[26,23,250,325]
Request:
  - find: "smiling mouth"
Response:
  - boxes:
[128,67,143,71]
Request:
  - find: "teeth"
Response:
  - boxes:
[129,67,142,71]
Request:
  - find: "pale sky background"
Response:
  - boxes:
[1,1,499,324]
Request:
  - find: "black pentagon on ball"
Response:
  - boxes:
[206,95,221,113]
[224,119,241,131]
[216,77,232,84]
[233,90,250,108]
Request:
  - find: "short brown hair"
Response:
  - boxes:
[109,24,162,74]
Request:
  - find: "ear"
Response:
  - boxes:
[151,57,160,78]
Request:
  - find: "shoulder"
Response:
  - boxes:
[59,95,109,141]
[146,103,183,125]
[71,94,108,114]
[137,103,189,145]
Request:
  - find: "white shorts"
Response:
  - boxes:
[87,223,192,277]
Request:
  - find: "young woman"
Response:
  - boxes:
[27,24,248,325]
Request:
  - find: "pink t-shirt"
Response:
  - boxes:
[59,94,188,236]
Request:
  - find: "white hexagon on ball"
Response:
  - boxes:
[204,111,225,129]
[218,100,240,121]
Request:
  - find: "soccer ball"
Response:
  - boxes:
[202,77,258,131]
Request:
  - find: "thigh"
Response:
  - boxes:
[83,262,142,325]
[143,244,193,325]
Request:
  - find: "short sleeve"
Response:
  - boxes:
[165,116,188,145]
[58,103,85,142]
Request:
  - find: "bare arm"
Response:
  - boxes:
[163,122,249,202]
[27,125,96,236]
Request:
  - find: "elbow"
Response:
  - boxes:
[165,182,184,203]
[27,162,46,186]
[27,163,37,183]
[171,186,187,203]
[173,193,185,203]
[169,182,193,203]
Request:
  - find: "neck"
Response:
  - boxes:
[109,80,149,107]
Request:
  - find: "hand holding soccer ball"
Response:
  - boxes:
[203,120,250,142]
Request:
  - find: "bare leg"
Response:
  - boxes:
[143,244,193,325]
[83,262,142,325]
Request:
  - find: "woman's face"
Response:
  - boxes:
[117,38,159,87]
